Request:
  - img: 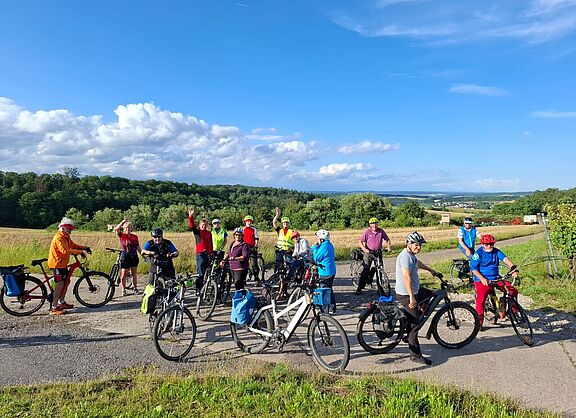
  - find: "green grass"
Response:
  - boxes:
[0,365,558,418]
[429,239,576,314]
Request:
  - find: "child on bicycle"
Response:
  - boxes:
[470,234,518,329]
[47,217,91,315]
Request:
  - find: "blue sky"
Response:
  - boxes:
[1,0,575,192]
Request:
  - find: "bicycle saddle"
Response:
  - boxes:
[31,258,48,266]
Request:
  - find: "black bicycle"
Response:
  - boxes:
[263,247,293,301]
[356,273,480,354]
[247,247,266,283]
[105,248,133,289]
[196,251,232,320]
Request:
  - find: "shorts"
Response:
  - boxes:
[120,252,139,269]
[52,268,69,283]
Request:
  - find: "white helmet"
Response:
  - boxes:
[58,217,76,230]
[315,229,330,240]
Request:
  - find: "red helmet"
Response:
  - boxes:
[291,231,300,240]
[480,234,496,244]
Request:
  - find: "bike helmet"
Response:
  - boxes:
[480,234,496,244]
[243,215,254,222]
[211,218,221,224]
[58,217,76,230]
[151,228,164,238]
[281,216,290,223]
[315,229,330,240]
[464,217,473,224]
[291,231,300,240]
[406,231,426,245]
[233,227,244,235]
[369,217,379,224]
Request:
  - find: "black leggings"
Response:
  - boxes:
[231,269,248,290]
[395,287,434,356]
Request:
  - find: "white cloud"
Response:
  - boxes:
[338,141,400,154]
[329,0,576,44]
[473,178,521,189]
[449,84,510,97]
[530,110,576,118]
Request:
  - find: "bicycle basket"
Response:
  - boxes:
[312,287,332,307]
[0,266,26,297]
[350,248,363,261]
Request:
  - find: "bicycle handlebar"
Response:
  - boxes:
[105,247,123,253]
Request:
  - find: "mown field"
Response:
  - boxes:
[0,224,541,275]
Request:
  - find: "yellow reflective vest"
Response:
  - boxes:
[276,228,294,251]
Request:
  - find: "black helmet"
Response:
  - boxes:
[151,228,164,238]
[406,231,426,245]
[464,217,473,224]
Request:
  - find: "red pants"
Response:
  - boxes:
[474,280,518,325]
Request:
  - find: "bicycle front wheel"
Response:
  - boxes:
[350,260,362,288]
[73,271,115,308]
[195,279,217,320]
[308,314,350,373]
[508,300,534,346]
[484,291,498,324]
[356,307,406,354]
[431,302,480,349]
[286,286,306,321]
[230,309,273,354]
[0,276,47,316]
[110,263,120,286]
[153,306,197,361]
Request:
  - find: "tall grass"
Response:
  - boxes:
[0,365,558,418]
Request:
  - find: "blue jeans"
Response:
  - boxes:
[196,253,209,289]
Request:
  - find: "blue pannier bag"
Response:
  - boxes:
[379,294,395,304]
[230,289,256,325]
[313,287,332,307]
[1,266,26,297]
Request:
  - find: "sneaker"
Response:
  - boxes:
[49,306,66,316]
[479,326,487,332]
[490,317,498,325]
[59,302,74,309]
[133,288,140,295]
[410,354,432,366]
[122,289,127,297]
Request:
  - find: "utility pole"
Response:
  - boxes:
[539,212,558,277]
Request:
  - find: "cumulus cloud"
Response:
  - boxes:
[338,141,400,154]
[0,97,320,185]
[449,84,510,97]
[530,110,576,118]
[328,0,576,44]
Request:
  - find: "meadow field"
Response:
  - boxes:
[0,224,541,275]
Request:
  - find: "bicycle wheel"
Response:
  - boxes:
[356,307,406,354]
[195,279,218,320]
[508,299,534,346]
[431,302,480,349]
[484,292,498,324]
[257,255,266,282]
[153,306,197,361]
[230,309,273,354]
[350,260,362,288]
[219,271,232,305]
[376,269,391,296]
[73,271,115,308]
[0,276,47,316]
[110,263,120,286]
[307,314,350,373]
[286,286,306,321]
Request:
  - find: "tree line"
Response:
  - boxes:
[0,171,442,231]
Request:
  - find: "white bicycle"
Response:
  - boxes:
[229,282,350,373]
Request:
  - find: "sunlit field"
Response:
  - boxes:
[0,224,541,275]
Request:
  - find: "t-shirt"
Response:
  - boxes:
[394,248,420,295]
[117,232,140,254]
[242,225,259,247]
[360,227,390,252]
[469,247,506,282]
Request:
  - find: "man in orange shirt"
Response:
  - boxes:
[47,217,91,315]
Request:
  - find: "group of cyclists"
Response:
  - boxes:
[42,211,521,366]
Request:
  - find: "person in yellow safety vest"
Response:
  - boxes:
[211,218,228,257]
[272,207,294,275]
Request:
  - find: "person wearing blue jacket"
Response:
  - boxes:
[311,229,336,313]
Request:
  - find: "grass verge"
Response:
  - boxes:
[0,365,558,418]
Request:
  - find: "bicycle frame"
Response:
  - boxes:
[247,291,313,342]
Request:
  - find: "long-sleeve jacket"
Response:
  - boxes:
[188,215,214,255]
[48,231,86,269]
[312,240,336,277]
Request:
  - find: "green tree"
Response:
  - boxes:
[64,208,90,228]
[156,204,189,232]
[340,193,392,228]
[125,204,156,231]
[88,208,123,231]
[546,203,576,277]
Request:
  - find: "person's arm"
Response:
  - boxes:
[382,231,392,252]
[187,208,196,230]
[114,219,127,235]
[222,232,228,249]
[69,238,88,255]
[402,267,417,309]
[169,242,179,258]
[254,227,260,247]
[500,250,519,278]
[457,229,472,256]
[359,230,369,254]
[272,207,280,229]
[469,254,489,286]
[141,241,153,257]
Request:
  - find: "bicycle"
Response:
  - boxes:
[483,269,534,346]
[0,252,114,316]
[152,273,198,361]
[355,250,391,295]
[105,247,133,289]
[263,247,293,301]
[196,251,233,320]
[286,258,335,320]
[449,258,473,286]
[247,247,267,283]
[350,248,363,288]
[356,273,480,354]
[229,280,350,373]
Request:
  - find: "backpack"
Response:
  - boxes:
[140,284,157,314]
[1,266,26,297]
[230,289,256,325]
